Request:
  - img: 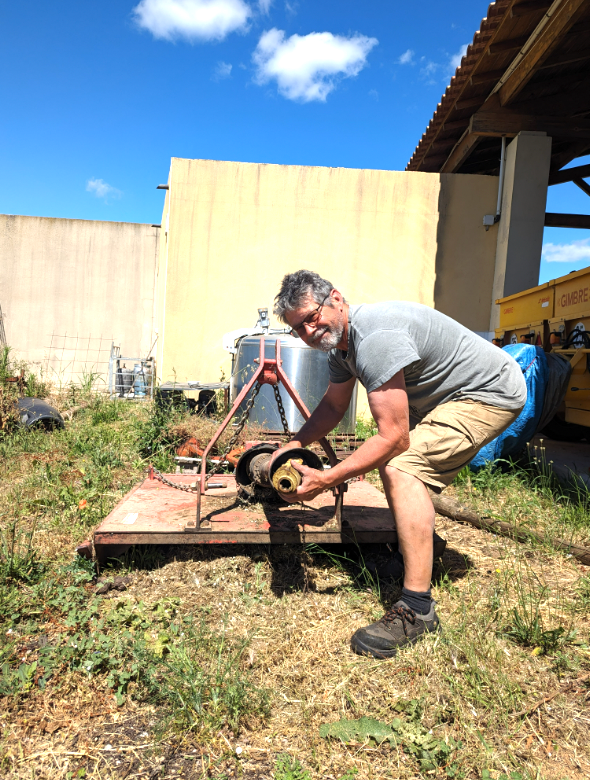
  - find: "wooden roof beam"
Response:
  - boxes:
[436,100,590,173]
[550,141,590,172]
[511,1,552,17]
[441,118,470,132]
[455,95,488,111]
[488,34,531,54]
[470,110,590,139]
[440,131,482,173]
[538,46,590,69]
[574,179,590,197]
[545,213,590,228]
[470,68,507,85]
[496,0,589,106]
[549,163,590,184]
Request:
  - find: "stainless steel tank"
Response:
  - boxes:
[230,336,357,433]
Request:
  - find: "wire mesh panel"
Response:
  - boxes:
[43,334,113,390]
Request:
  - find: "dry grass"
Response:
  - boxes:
[3,529,589,779]
[1,396,589,779]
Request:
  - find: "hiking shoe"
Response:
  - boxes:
[365,533,447,582]
[350,600,441,658]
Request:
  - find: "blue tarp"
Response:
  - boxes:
[470,344,549,470]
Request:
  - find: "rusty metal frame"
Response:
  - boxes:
[187,338,345,533]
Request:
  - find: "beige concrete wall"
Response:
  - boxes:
[0,214,159,381]
[155,158,499,417]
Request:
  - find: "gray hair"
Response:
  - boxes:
[273,270,340,322]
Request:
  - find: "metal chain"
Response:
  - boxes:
[148,383,262,492]
[206,382,262,480]
[151,466,197,492]
[273,383,291,437]
[150,381,279,491]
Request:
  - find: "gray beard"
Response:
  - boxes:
[309,323,344,352]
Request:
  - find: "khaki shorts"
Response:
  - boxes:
[388,400,523,491]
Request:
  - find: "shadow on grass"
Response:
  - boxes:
[99,539,474,613]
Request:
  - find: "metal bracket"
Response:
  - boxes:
[191,337,345,531]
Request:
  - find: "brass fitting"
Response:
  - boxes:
[271,459,303,493]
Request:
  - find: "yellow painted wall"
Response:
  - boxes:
[155,158,499,417]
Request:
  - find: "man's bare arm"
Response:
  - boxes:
[280,370,410,501]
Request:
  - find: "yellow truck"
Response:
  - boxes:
[495,267,590,437]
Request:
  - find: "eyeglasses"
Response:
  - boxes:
[290,293,331,338]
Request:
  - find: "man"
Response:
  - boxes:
[272,270,526,659]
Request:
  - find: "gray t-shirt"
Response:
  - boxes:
[328,302,527,419]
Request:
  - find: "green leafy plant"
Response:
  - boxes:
[319,703,462,774]
[504,605,570,654]
[273,753,312,780]
[0,518,43,584]
[138,617,270,734]
[91,398,123,425]
[0,660,38,695]
[496,563,575,655]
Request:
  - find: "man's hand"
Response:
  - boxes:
[277,460,329,503]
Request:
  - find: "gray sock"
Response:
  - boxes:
[401,587,432,615]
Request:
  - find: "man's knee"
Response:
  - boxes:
[379,462,408,487]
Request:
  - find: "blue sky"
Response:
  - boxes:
[1,0,589,285]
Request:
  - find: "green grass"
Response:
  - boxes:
[1,397,589,778]
[454,454,590,548]
[0,382,270,741]
[0,554,266,732]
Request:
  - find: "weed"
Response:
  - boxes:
[274,753,312,780]
[91,397,123,425]
[137,617,270,734]
[134,401,184,470]
[319,707,462,774]
[338,770,358,780]
[114,544,166,572]
[576,573,590,605]
[0,517,43,584]
[495,562,575,655]
[0,660,38,695]
[454,452,590,549]
[504,605,571,654]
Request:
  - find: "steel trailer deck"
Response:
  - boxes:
[93,474,396,561]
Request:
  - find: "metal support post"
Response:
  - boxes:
[194,338,346,530]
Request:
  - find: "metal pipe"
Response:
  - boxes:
[235,445,323,494]
[496,136,507,219]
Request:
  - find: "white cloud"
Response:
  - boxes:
[542,238,590,263]
[369,88,378,101]
[258,0,272,13]
[86,179,122,201]
[213,60,232,79]
[450,43,468,72]
[419,58,438,83]
[252,28,378,102]
[133,0,251,42]
[398,49,414,65]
